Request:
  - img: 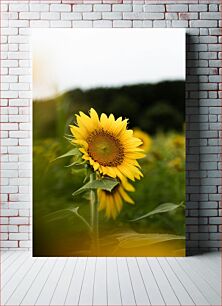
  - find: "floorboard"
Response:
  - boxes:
[107,257,122,306]
[1,251,221,306]
[117,257,136,305]
[65,257,87,306]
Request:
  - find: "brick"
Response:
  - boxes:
[113,20,132,27]
[1,209,18,216]
[208,44,221,52]
[209,60,221,67]
[133,5,143,12]
[200,12,221,20]
[8,36,29,44]
[9,155,19,162]
[50,4,71,12]
[30,21,50,28]
[209,217,221,225]
[19,226,30,233]
[199,36,217,44]
[132,20,142,27]
[166,5,188,12]
[172,20,188,28]
[9,68,31,75]
[19,241,31,248]
[2,28,18,36]
[144,5,165,12]
[50,21,72,27]
[209,4,219,11]
[61,12,82,20]
[2,60,18,68]
[0,241,18,248]
[191,233,209,240]
[179,12,198,20]
[1,233,9,240]
[73,4,93,12]
[0,216,8,225]
[9,233,29,240]
[93,4,111,12]
[1,75,18,83]
[9,20,29,28]
[9,115,29,123]
[1,138,18,146]
[1,4,8,11]
[2,123,18,131]
[41,12,60,20]
[19,208,30,216]
[93,20,112,27]
[72,21,93,27]
[209,75,221,82]
[209,28,221,35]
[200,202,218,209]
[112,4,132,11]
[189,4,207,12]
[1,91,18,99]
[199,28,209,36]
[210,233,221,240]
[190,20,217,28]
[8,52,30,60]
[200,209,218,217]
[102,12,122,19]
[9,99,29,107]
[9,4,28,11]
[19,12,40,19]
[30,4,49,11]
[123,12,164,19]
[143,20,152,28]
[200,225,218,233]
[83,12,101,20]
[165,13,178,20]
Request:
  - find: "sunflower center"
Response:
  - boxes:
[87,130,124,167]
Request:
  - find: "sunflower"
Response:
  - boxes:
[97,177,135,219]
[171,135,185,148]
[133,128,152,153]
[168,157,183,171]
[70,108,144,181]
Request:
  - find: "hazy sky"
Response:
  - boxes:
[32,28,185,100]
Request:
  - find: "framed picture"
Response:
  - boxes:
[32,29,185,256]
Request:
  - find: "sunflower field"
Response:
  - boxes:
[33,81,185,257]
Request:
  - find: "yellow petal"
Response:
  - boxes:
[89,108,100,127]
[119,187,134,204]
[121,177,135,192]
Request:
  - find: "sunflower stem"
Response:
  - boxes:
[89,173,99,254]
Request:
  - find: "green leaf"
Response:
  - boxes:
[72,177,119,197]
[130,202,184,222]
[115,232,185,249]
[54,148,81,161]
[44,206,92,232]
[68,207,92,232]
[64,135,74,144]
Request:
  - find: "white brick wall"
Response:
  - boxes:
[0,0,221,255]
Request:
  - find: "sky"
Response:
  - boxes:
[32,28,185,100]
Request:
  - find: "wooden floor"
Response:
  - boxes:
[1,251,220,306]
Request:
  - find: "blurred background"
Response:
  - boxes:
[33,29,185,256]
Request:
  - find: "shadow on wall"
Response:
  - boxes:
[186,33,211,256]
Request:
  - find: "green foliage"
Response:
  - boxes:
[33,131,185,255]
[130,202,184,222]
[115,232,185,249]
[72,178,119,197]
[54,148,81,160]
[33,80,185,139]
[33,81,185,256]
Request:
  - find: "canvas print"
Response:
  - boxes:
[33,29,185,256]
